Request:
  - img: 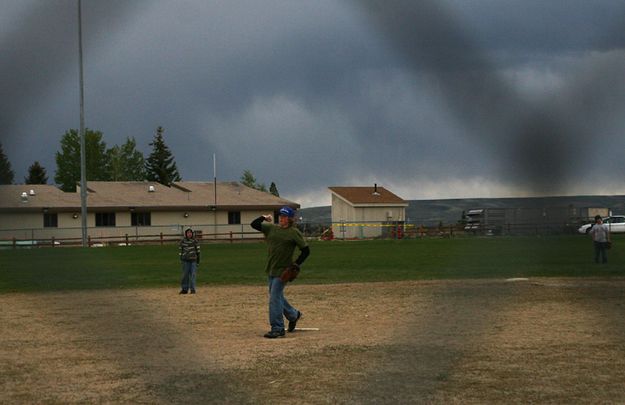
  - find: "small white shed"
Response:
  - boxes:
[329,184,408,239]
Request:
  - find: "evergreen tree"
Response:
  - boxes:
[25,161,48,184]
[240,169,267,192]
[0,142,15,184]
[55,129,109,192]
[145,126,181,185]
[269,182,279,197]
[106,137,146,181]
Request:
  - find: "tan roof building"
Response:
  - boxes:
[171,181,297,210]
[0,184,80,211]
[0,182,299,244]
[329,184,408,239]
[0,182,297,211]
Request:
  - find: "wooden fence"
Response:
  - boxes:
[0,230,263,249]
[0,220,585,249]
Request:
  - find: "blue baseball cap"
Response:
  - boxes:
[279,206,295,218]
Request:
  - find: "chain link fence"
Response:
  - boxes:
[0,218,591,248]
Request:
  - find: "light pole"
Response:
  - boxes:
[78,0,88,247]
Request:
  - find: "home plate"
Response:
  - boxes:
[506,278,529,282]
[293,327,319,331]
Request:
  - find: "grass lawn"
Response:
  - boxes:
[0,235,623,293]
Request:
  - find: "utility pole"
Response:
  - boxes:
[78,0,88,247]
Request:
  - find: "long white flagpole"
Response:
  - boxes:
[213,153,217,207]
[213,153,217,238]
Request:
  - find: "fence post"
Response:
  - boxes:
[160,232,164,245]
[88,235,91,247]
[230,231,233,243]
[125,234,129,246]
[450,225,453,237]
[12,237,16,249]
[51,236,55,247]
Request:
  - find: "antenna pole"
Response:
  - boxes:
[213,153,217,238]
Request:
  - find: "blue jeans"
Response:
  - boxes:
[181,261,197,291]
[594,241,608,264]
[268,276,298,332]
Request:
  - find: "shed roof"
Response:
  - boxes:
[329,186,408,206]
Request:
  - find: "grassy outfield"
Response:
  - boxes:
[0,235,623,293]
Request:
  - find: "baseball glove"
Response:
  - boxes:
[280,263,300,283]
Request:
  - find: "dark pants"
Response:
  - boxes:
[181,261,197,291]
[594,241,608,264]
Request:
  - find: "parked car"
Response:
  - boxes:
[578,215,625,234]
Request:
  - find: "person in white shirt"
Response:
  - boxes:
[588,215,610,264]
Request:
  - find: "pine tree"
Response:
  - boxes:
[25,161,48,184]
[106,137,146,181]
[0,142,15,184]
[54,129,109,191]
[240,169,267,192]
[145,126,181,185]
[269,182,279,197]
[240,169,257,188]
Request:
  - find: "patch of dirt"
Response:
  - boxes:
[2,278,625,403]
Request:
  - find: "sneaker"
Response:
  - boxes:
[190,290,196,294]
[263,330,285,339]
[288,311,302,332]
[179,290,188,294]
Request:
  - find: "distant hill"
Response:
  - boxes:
[299,195,625,225]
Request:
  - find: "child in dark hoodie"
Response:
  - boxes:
[179,228,200,294]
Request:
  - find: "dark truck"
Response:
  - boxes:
[464,206,592,235]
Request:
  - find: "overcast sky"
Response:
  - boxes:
[2,0,625,207]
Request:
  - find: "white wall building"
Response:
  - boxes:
[0,181,298,245]
[329,185,408,239]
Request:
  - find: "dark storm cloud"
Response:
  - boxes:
[1,2,75,139]
[0,1,145,181]
[447,0,625,55]
[0,1,143,132]
[2,0,625,205]
[354,0,625,194]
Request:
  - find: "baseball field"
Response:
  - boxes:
[2,236,625,403]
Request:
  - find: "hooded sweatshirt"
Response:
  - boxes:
[179,228,200,263]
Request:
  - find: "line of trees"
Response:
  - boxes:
[53,126,180,191]
[0,127,181,190]
[0,128,279,196]
[0,142,15,185]
[240,169,280,197]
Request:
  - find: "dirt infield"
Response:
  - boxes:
[2,278,625,404]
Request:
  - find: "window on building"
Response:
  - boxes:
[95,212,116,227]
[228,211,241,225]
[131,212,151,226]
[273,210,280,224]
[43,213,58,228]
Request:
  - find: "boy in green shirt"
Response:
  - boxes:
[251,206,310,338]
